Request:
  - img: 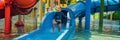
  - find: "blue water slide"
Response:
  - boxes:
[62,0,120,17]
[14,0,120,40]
[14,11,75,40]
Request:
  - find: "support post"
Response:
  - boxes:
[4,0,11,34]
[45,0,49,12]
[50,0,53,11]
[58,0,60,7]
[34,7,38,29]
[85,0,91,31]
[78,17,82,31]
[110,12,113,22]
[99,0,104,32]
[40,0,43,21]
[92,14,95,30]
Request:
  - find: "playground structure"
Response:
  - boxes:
[13,0,120,40]
[0,0,38,37]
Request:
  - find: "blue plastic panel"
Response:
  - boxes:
[62,0,120,17]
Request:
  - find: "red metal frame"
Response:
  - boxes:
[0,0,5,9]
[0,0,38,37]
[4,5,11,34]
[14,0,37,8]
[4,0,11,34]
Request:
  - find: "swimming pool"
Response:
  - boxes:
[72,31,120,40]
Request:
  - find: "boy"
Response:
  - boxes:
[52,12,66,32]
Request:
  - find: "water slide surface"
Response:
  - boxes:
[14,0,120,40]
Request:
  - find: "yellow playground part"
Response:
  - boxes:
[60,4,67,8]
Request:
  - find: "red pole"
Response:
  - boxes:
[4,0,11,34]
